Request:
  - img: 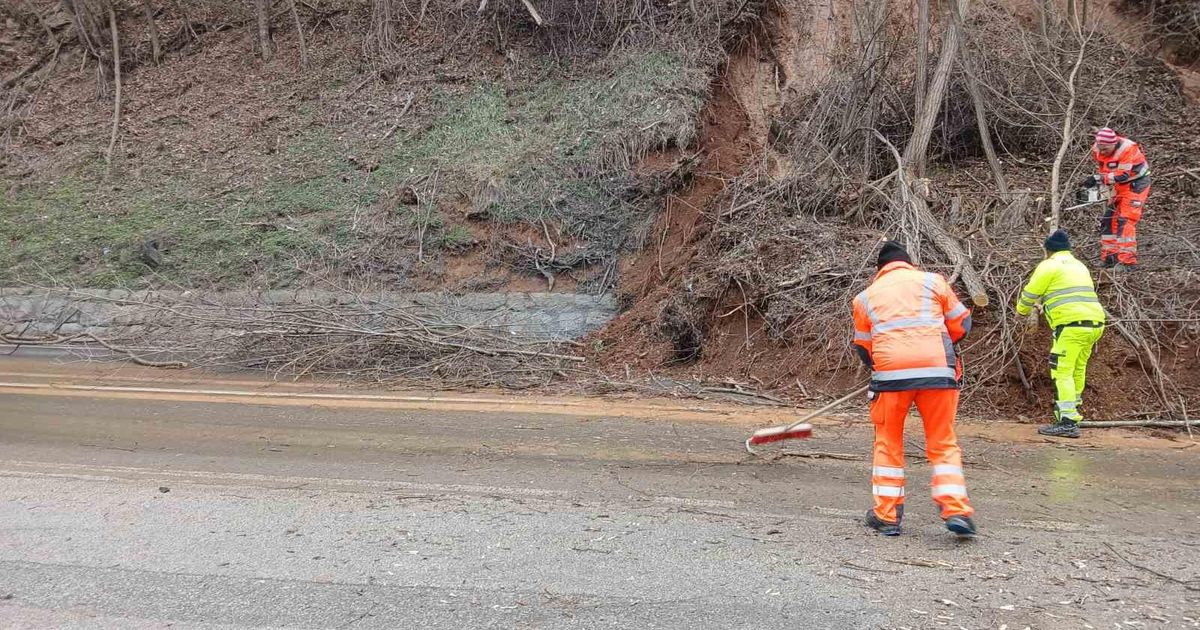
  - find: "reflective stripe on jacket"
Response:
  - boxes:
[1092,138,1150,186]
[852,262,971,392]
[1015,251,1106,328]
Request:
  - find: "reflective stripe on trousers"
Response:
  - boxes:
[869,389,973,524]
[1050,325,1104,423]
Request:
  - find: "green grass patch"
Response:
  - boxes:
[381,51,708,243]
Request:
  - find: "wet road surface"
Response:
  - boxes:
[0,358,1197,628]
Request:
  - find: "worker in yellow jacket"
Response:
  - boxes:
[1016,230,1106,438]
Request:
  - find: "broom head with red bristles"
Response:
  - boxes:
[744,422,813,453]
[743,384,867,455]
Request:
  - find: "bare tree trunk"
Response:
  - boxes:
[254,0,271,61]
[1038,0,1054,38]
[287,0,308,69]
[105,3,122,168]
[952,4,1008,195]
[889,0,989,306]
[142,0,162,65]
[856,0,889,181]
[914,0,929,175]
[1049,36,1088,230]
[369,0,397,60]
[902,0,967,168]
[964,72,1008,195]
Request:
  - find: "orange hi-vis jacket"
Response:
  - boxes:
[852,262,972,392]
[1091,137,1149,187]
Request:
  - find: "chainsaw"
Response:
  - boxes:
[1061,185,1109,213]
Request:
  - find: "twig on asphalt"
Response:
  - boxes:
[776,451,864,461]
[883,557,956,569]
[841,561,901,574]
[609,470,651,497]
[1103,542,1200,591]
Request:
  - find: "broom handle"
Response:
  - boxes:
[780,384,870,431]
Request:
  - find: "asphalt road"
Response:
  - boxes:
[0,358,1197,628]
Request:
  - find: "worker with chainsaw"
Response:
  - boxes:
[851,241,976,538]
[1016,229,1106,439]
[1082,127,1151,270]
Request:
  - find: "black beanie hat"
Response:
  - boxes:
[877,240,912,269]
[1044,229,1071,253]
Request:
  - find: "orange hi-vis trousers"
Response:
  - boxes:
[870,389,973,524]
[1100,180,1150,266]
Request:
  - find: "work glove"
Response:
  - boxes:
[1025,310,1040,333]
[1081,174,1099,189]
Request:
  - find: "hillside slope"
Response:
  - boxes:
[3,0,1198,419]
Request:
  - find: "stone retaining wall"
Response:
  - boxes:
[0,289,618,341]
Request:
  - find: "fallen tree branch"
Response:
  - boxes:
[84,332,188,368]
[776,451,864,461]
[0,331,188,369]
[1103,542,1200,590]
[872,129,990,306]
[698,386,788,405]
[2,288,586,387]
[1079,420,1195,428]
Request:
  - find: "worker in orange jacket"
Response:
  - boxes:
[852,241,976,537]
[1083,127,1151,269]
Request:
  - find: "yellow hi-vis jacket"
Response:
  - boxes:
[1016,251,1106,327]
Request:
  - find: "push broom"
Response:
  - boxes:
[745,384,870,454]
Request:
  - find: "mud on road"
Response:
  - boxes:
[0,357,1197,628]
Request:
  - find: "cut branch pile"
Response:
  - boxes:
[637,0,1200,420]
[0,289,584,388]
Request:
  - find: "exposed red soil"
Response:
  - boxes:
[413,217,585,294]
[591,67,757,365]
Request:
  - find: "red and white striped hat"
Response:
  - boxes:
[1095,127,1118,144]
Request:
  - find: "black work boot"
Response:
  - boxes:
[864,510,901,537]
[1038,419,1081,438]
[945,515,977,538]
